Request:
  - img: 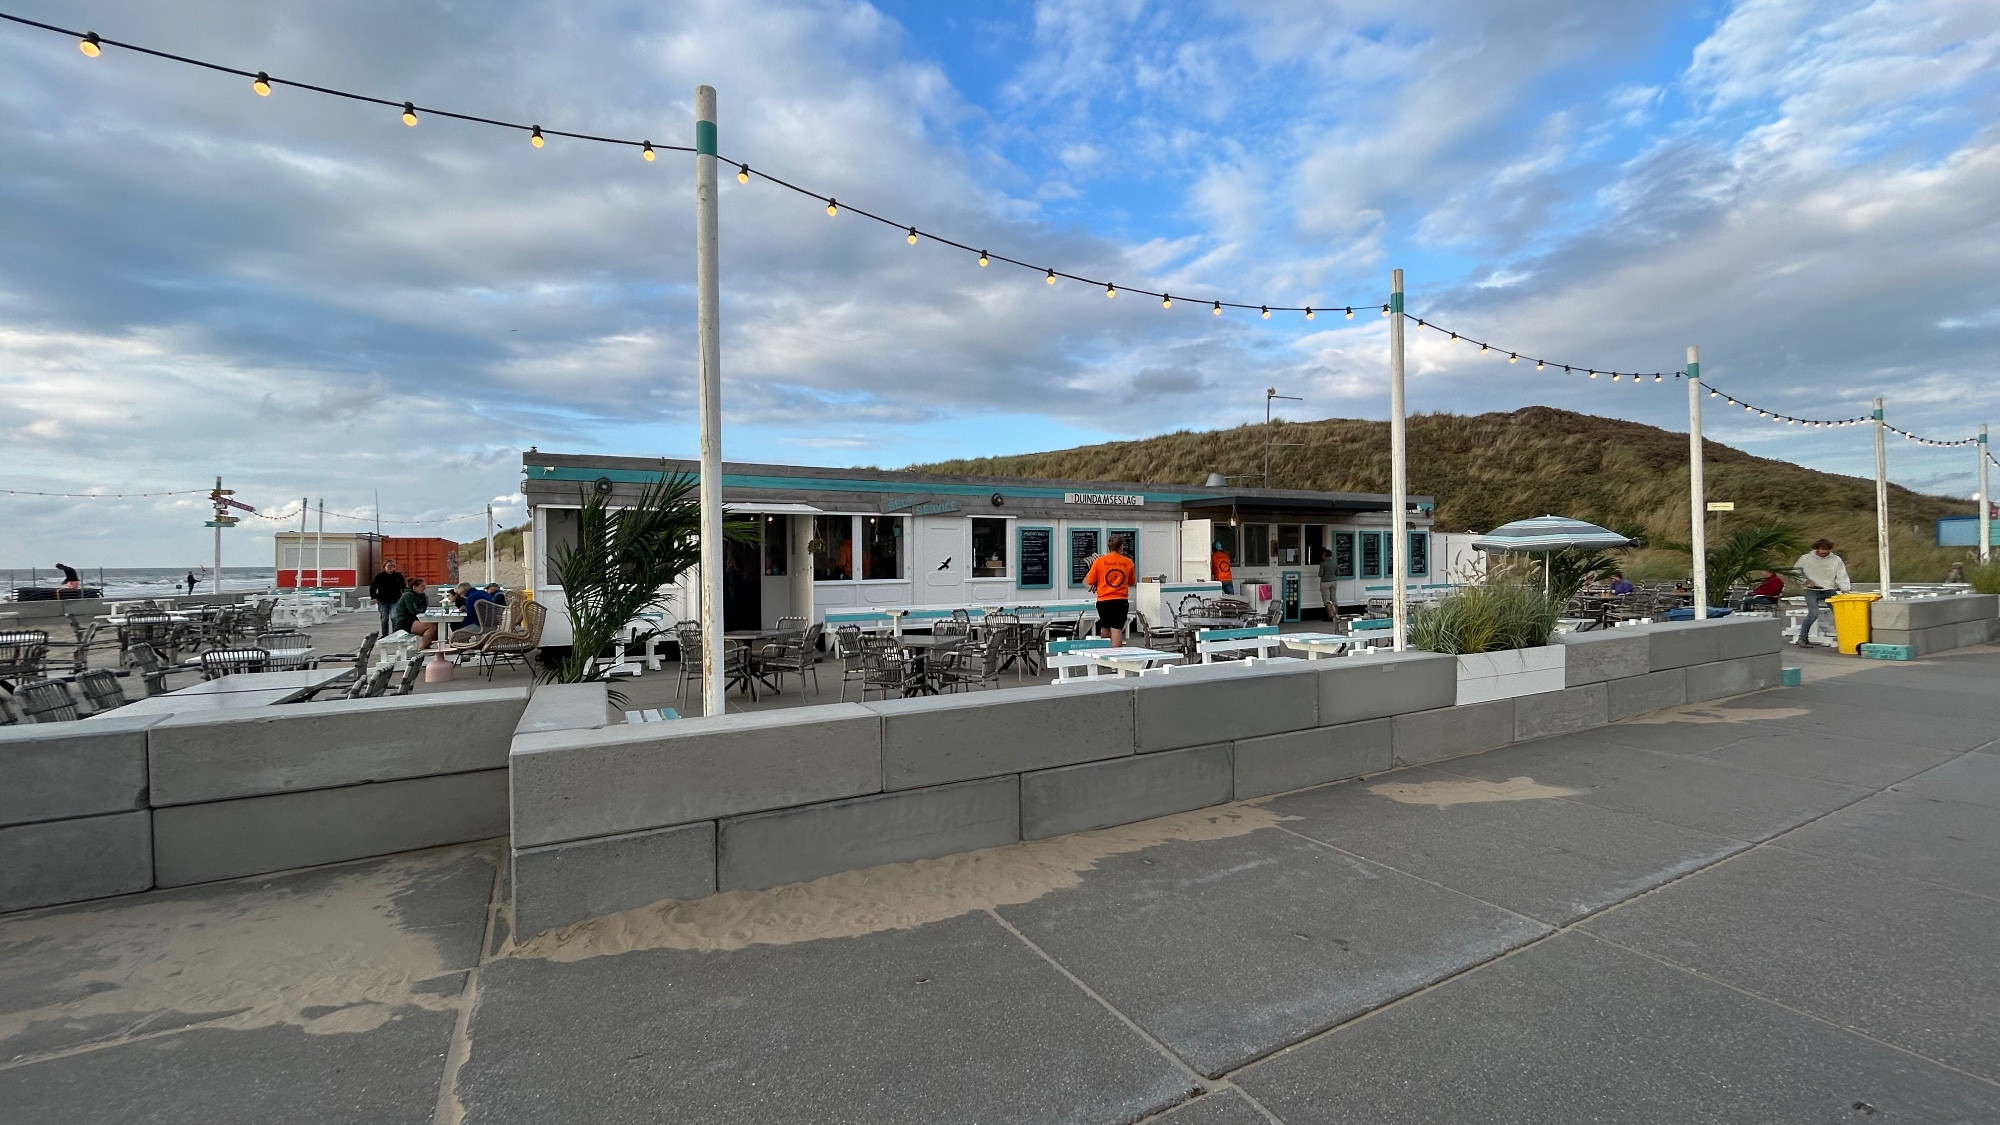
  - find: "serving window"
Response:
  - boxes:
[972,518,1008,577]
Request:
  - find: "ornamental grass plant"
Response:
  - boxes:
[1408,583,1560,655]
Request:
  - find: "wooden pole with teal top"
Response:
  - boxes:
[1980,424,1991,565]
[695,86,725,717]
[1687,347,1707,620]
[1873,398,1891,596]
[1388,269,1408,651]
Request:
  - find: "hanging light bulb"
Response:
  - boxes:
[826,198,838,216]
[1305,307,1315,321]
[1259,305,1268,318]
[642,141,657,161]
[402,102,419,126]
[1046,268,1056,284]
[1415,320,1426,330]
[1449,332,1459,343]
[1709,390,1718,398]
[978,251,988,267]
[530,126,545,148]
[736,164,749,183]
[1508,353,1518,364]
[1106,283,1116,299]
[1381,304,1390,316]
[1611,372,1621,381]
[1164,294,1174,309]
[1480,343,1489,354]
[1345,307,1354,320]
[1536,361,1545,371]
[907,227,918,245]
[1213,301,1222,316]
[78,32,102,57]
[1654,373,1663,382]
[252,72,272,97]
[1589,370,1598,379]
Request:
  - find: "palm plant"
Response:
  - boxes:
[1544,548,1622,603]
[546,473,747,687]
[1701,523,1806,601]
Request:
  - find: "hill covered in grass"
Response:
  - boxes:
[916,407,1979,582]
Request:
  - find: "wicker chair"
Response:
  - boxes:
[76,669,128,713]
[860,648,916,699]
[199,647,271,680]
[937,640,1001,692]
[478,601,546,680]
[17,680,82,723]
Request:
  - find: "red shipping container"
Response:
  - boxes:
[380,537,459,587]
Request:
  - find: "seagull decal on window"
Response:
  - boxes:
[937,557,952,571]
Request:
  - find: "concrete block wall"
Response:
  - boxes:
[0,688,529,913]
[508,618,1787,936]
[1869,594,2000,656]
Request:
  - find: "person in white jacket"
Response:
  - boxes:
[1792,538,1851,647]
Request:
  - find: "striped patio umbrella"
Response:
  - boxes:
[1470,515,1632,553]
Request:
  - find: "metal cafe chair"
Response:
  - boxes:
[258,631,314,671]
[76,669,128,714]
[199,647,271,680]
[0,629,51,692]
[17,679,83,723]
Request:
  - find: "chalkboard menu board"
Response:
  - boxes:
[1018,527,1053,588]
[1409,531,1429,577]
[1069,528,1102,586]
[1334,532,1355,578]
[1360,532,1382,578]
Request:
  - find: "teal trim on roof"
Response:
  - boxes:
[530,465,1210,503]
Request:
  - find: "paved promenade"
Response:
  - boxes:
[4,646,1997,1123]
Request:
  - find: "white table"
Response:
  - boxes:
[1082,646,1186,677]
[417,609,460,647]
[1278,632,1357,659]
[96,667,352,719]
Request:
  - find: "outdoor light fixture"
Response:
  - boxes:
[78,32,101,56]
[736,163,749,182]
[978,251,988,266]
[252,72,271,96]
[401,102,418,126]
[1509,353,1518,363]
[1165,295,1175,309]
[907,227,918,244]
[1213,301,1222,315]
[1304,307,1315,320]
[1345,307,1354,319]
[1106,283,1116,298]
[530,126,545,148]
[1536,361,1545,370]
[826,198,838,216]
[1046,268,1056,284]
[1480,344,1489,353]
[642,141,656,161]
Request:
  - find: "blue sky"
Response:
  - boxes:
[1,0,1997,564]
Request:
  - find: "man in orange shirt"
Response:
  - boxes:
[1085,536,1138,647]
[1209,541,1234,595]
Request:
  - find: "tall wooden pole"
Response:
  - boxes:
[485,504,496,585]
[695,86,726,717]
[1980,424,1991,566]
[314,499,325,590]
[1873,398,1892,595]
[1687,347,1707,619]
[211,476,223,596]
[1389,268,1409,652]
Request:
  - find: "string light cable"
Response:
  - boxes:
[0,486,212,498]
[250,504,496,527]
[0,11,1381,322]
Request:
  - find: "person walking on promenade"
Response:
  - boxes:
[1792,539,1851,647]
[1085,535,1138,648]
[1316,545,1339,613]
[185,571,198,596]
[370,560,406,636]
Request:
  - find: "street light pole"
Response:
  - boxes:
[1388,268,1409,653]
[1264,387,1301,488]
[694,86,726,718]
[1687,347,1707,620]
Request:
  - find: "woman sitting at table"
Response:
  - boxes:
[391,579,438,646]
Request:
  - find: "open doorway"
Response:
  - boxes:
[723,534,761,631]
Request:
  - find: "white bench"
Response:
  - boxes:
[1195,625,1282,663]
[1046,637,1112,684]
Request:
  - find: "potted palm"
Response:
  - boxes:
[1408,583,1566,704]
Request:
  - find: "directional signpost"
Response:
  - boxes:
[205,477,255,595]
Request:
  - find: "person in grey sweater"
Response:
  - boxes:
[1792,539,1851,647]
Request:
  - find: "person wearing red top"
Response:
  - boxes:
[1084,537,1138,647]
[1209,543,1234,595]
[1746,570,1785,607]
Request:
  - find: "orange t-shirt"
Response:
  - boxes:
[1210,550,1232,583]
[1084,553,1136,603]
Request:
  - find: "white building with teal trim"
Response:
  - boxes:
[520,452,1440,646]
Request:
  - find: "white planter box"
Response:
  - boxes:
[1455,645,1566,705]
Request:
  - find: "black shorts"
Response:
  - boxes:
[1096,599,1129,630]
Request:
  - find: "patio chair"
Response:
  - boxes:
[0,693,17,725]
[721,641,758,702]
[0,629,51,692]
[40,618,101,678]
[1132,610,1180,653]
[387,654,427,696]
[759,623,822,695]
[76,669,128,714]
[17,679,83,723]
[674,621,704,702]
[937,639,1001,692]
[200,647,271,680]
[347,663,395,700]
[478,601,546,680]
[860,648,916,699]
[122,642,177,696]
[258,631,314,671]
[775,615,808,637]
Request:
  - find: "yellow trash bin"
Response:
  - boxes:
[1828,592,1880,655]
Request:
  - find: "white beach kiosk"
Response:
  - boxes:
[519,452,1441,647]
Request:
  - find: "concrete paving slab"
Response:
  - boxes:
[1584,845,2000,1079]
[457,912,1191,1125]
[1235,931,2000,1124]
[1783,679,2000,725]
[1772,788,2000,900]
[994,828,1547,1077]
[0,1009,462,1125]
[1268,770,1743,925]
[1693,725,1966,789]
[1585,715,1764,755]
[1149,1088,1272,1124]
[1430,736,1872,842]
[1890,752,2000,809]
[1758,697,1999,755]
[0,843,495,1062]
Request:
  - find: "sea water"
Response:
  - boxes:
[5,567,274,600]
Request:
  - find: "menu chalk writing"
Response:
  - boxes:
[1018,527,1053,588]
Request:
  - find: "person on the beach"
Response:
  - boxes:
[54,562,80,589]
[1792,539,1851,647]
[392,578,436,645]
[1085,535,1137,648]
[185,572,198,595]
[369,560,406,637]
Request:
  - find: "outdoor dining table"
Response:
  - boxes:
[417,608,461,647]
[723,629,793,694]
[95,667,352,719]
[1081,646,1186,677]
[1278,632,1358,659]
[892,634,963,696]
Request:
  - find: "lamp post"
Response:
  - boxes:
[1388,269,1409,652]
[1264,387,1302,489]
[1873,398,1891,595]
[694,86,726,718]
[1687,347,1707,619]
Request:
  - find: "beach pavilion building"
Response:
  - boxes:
[519,452,1442,647]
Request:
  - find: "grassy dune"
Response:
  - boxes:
[916,407,1981,584]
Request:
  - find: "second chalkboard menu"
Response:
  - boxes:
[1018,527,1053,588]
[1069,528,1102,586]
